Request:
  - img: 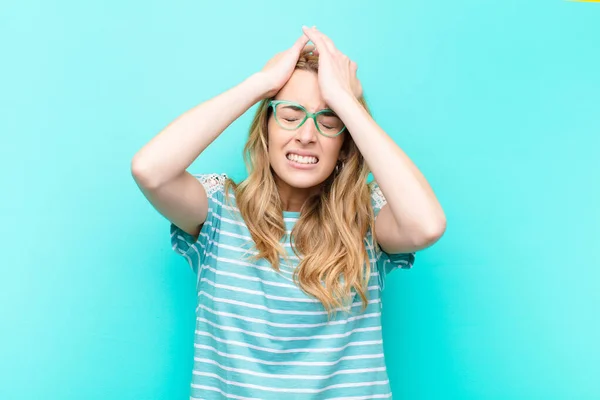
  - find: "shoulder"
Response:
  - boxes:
[368,180,386,211]
[192,173,229,198]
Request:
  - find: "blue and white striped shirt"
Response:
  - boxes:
[171,173,415,400]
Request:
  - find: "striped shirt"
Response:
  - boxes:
[170,173,416,400]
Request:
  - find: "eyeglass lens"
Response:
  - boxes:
[274,103,345,136]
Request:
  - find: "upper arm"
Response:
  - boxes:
[132,169,209,240]
[375,203,435,254]
[369,182,417,288]
[371,180,437,254]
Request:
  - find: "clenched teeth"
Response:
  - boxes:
[287,153,318,164]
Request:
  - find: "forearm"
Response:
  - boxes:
[131,73,270,187]
[334,95,445,233]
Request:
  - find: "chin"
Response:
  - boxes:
[281,173,325,189]
[272,163,330,189]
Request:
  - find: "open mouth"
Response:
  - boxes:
[286,152,319,165]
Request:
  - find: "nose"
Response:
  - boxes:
[295,117,318,144]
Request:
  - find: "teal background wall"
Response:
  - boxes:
[1,0,598,399]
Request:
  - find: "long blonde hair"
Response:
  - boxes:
[224,49,377,319]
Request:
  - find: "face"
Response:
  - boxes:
[267,69,346,193]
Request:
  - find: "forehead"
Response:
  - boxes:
[274,69,329,111]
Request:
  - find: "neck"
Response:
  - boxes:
[275,176,321,212]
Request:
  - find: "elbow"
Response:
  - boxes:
[424,217,446,244]
[131,154,158,189]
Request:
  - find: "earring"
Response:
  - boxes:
[335,160,345,174]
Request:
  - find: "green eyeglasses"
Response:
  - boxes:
[268,100,347,138]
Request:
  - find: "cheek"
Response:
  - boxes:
[322,139,344,162]
[267,128,279,150]
[267,129,286,162]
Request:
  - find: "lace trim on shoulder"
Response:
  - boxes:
[371,182,387,210]
[196,173,228,197]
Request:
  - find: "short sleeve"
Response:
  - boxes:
[170,173,227,274]
[369,180,416,291]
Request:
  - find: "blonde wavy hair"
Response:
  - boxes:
[224,49,378,319]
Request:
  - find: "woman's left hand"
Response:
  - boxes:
[301,26,363,108]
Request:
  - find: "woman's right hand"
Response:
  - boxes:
[257,32,313,98]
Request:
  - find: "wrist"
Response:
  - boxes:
[326,91,359,113]
[245,72,276,100]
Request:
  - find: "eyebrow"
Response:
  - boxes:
[281,104,304,110]
[281,102,335,114]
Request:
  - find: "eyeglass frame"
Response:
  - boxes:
[267,99,347,138]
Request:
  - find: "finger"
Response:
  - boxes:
[315,29,337,53]
[302,25,331,54]
[309,26,337,54]
[293,33,310,52]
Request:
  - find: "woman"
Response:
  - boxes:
[132,25,445,400]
